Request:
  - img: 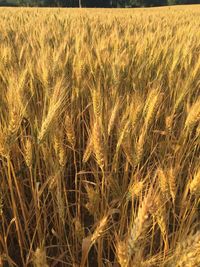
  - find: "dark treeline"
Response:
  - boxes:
[0,0,199,8]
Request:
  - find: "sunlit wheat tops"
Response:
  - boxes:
[171,231,200,267]
[0,6,200,267]
[38,81,67,143]
[190,169,200,196]
[185,97,200,131]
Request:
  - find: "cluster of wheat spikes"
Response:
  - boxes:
[0,6,200,267]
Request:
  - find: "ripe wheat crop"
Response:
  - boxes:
[0,6,200,267]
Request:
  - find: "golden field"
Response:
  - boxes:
[0,6,200,267]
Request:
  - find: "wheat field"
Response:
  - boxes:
[0,6,200,267]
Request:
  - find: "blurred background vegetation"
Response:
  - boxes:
[0,0,199,7]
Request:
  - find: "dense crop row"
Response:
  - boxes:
[0,6,200,266]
